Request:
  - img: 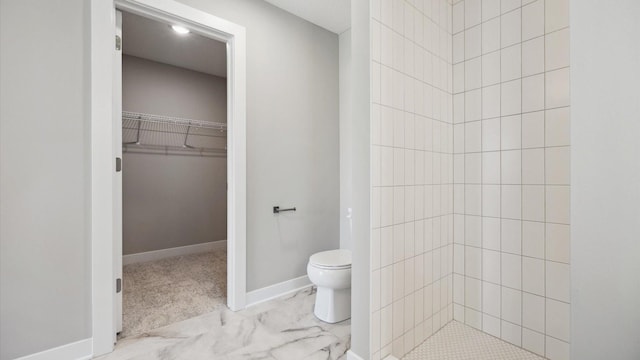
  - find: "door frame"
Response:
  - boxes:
[89,0,247,355]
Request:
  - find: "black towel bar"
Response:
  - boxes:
[273,206,296,214]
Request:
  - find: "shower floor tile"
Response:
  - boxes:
[403,321,545,360]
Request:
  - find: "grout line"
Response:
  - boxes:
[520,2,525,348]
[479,0,484,333]
[498,0,504,340]
[542,0,548,356]
[461,0,468,328]
[449,66,570,95]
[451,26,570,66]
[452,6,568,37]
[449,278,570,304]
[460,0,467,328]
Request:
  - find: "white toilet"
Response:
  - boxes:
[307,249,352,323]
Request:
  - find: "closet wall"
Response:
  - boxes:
[122,55,227,255]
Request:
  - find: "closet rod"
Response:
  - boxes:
[121,126,226,139]
[122,111,227,131]
[123,144,226,157]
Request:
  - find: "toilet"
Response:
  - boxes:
[307,249,352,323]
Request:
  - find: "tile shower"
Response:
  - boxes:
[370,0,455,358]
[370,0,570,359]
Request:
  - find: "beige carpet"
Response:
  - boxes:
[120,249,227,338]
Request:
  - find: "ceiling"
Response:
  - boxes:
[121,1,350,75]
[122,12,227,78]
[264,0,351,34]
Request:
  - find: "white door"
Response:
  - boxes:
[114,9,123,335]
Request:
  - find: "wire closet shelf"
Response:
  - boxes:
[122,111,227,156]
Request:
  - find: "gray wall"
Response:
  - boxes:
[571,1,640,359]
[339,29,353,251]
[175,0,340,291]
[349,0,370,357]
[122,55,227,254]
[0,0,91,359]
[123,55,227,122]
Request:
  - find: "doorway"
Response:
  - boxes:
[90,0,247,354]
[115,10,231,338]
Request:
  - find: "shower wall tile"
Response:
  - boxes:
[522,37,545,76]
[452,1,571,359]
[545,28,570,70]
[482,53,501,86]
[371,0,454,359]
[501,0,521,14]
[482,0,500,20]
[544,0,569,33]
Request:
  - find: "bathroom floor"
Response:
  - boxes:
[120,249,227,338]
[98,287,351,360]
[403,321,544,360]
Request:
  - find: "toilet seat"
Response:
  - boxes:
[309,249,352,270]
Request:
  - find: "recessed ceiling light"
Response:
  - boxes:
[171,25,190,34]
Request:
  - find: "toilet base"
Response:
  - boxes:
[313,286,351,323]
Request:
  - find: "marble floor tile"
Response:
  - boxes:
[99,287,351,360]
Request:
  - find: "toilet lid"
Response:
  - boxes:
[309,249,352,269]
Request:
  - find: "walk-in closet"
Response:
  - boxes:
[118,11,228,338]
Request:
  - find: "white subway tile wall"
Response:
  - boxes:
[371,0,455,358]
[451,0,571,360]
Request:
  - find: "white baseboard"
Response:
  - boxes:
[347,349,364,360]
[245,275,312,307]
[346,350,366,360]
[14,338,92,360]
[123,240,226,265]
[346,351,398,360]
